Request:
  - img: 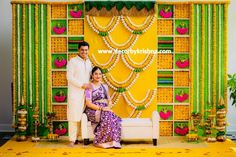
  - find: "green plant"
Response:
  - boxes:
[228,73,236,107]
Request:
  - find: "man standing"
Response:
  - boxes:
[67,41,92,146]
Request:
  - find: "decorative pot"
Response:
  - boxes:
[216,135,226,142]
[17,135,27,141]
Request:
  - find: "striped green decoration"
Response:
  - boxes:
[14,4,49,133]
[192,4,226,117]
[38,4,48,124]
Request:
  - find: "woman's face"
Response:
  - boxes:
[92,69,102,82]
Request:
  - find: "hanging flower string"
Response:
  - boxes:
[110,92,121,108]
[122,89,157,118]
[103,71,139,91]
[86,15,120,35]
[102,34,138,51]
[86,14,157,116]
[89,53,120,71]
[121,15,156,34]
[122,53,155,70]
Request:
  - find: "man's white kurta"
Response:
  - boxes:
[67,56,92,122]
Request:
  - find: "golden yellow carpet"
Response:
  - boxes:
[0,137,236,157]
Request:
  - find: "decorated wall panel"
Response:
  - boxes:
[11,0,229,137]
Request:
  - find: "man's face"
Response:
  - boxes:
[78,45,89,59]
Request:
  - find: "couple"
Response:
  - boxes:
[67,41,121,148]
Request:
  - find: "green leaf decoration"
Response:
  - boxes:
[133,68,143,73]
[135,105,146,111]
[56,90,65,96]
[101,68,108,74]
[85,1,155,12]
[228,73,236,107]
[217,131,225,136]
[116,2,125,11]
[116,87,126,93]
[133,30,143,34]
[217,105,225,109]
[98,31,108,36]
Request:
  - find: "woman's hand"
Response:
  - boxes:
[102,107,113,112]
[108,100,113,108]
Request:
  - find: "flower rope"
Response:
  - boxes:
[121,15,156,34]
[89,53,120,71]
[121,53,155,71]
[102,34,138,51]
[122,89,157,118]
[86,15,120,35]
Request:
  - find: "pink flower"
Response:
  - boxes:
[176,93,189,102]
[55,128,67,135]
[54,59,67,68]
[160,109,173,120]
[175,126,189,135]
[159,9,173,18]
[176,60,189,68]
[176,27,188,35]
[53,26,66,34]
[54,95,66,102]
[70,10,83,18]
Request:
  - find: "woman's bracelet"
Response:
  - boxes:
[97,106,103,110]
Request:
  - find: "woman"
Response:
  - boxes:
[84,66,122,148]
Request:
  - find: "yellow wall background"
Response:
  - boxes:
[85,16,157,118]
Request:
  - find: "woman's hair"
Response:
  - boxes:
[90,66,102,80]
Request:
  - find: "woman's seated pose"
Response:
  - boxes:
[84,66,122,149]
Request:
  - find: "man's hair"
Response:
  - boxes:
[78,41,89,49]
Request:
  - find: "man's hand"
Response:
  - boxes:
[81,83,92,89]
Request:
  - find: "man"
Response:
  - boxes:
[67,41,92,147]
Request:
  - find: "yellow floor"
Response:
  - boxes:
[0,137,236,157]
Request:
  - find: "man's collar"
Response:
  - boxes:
[77,55,88,61]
